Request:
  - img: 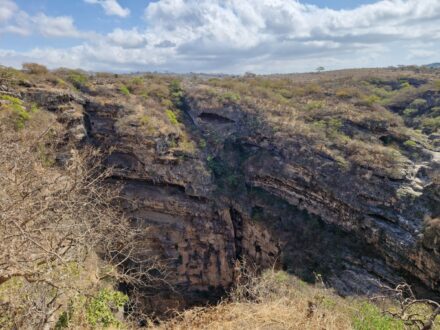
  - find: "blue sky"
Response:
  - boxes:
[0,0,439,73]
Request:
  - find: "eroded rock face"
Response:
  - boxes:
[25,82,440,311]
[183,95,440,297]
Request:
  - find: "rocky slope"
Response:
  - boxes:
[7,67,439,311]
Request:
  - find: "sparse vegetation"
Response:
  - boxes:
[186,69,437,176]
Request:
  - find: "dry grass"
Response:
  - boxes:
[157,300,351,330]
[152,268,440,330]
[154,270,356,330]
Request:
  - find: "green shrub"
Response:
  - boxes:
[179,138,197,154]
[170,79,184,107]
[400,81,411,89]
[305,100,324,111]
[335,87,359,99]
[219,91,241,103]
[409,98,427,109]
[161,99,174,108]
[145,83,169,100]
[86,289,128,328]
[403,108,418,117]
[327,118,343,131]
[199,139,207,149]
[139,114,149,126]
[0,66,23,80]
[11,106,29,130]
[0,94,22,105]
[130,77,144,86]
[0,95,31,129]
[403,140,417,148]
[55,310,70,329]
[67,71,88,89]
[353,302,404,330]
[165,109,179,125]
[55,78,67,86]
[421,116,440,132]
[119,85,130,96]
[312,118,344,139]
[360,95,381,106]
[126,77,146,94]
[303,83,322,95]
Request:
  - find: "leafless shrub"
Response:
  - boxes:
[0,102,165,328]
[22,63,49,75]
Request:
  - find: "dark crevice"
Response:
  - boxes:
[229,208,243,260]
[199,112,235,124]
[109,175,186,194]
[367,213,397,224]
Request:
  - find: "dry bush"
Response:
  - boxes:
[22,63,49,75]
[0,100,163,329]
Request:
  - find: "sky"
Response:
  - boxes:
[0,0,439,74]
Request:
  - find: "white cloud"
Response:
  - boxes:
[32,14,82,38]
[1,0,440,73]
[0,1,87,39]
[0,0,17,22]
[107,28,147,48]
[84,0,130,18]
[407,46,437,61]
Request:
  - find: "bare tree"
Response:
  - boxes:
[372,283,440,330]
[0,100,165,328]
[22,63,49,75]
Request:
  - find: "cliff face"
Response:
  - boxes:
[20,69,440,310]
[82,98,280,308]
[182,90,440,297]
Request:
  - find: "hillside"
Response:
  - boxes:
[0,64,439,329]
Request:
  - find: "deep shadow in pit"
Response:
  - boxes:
[245,186,440,301]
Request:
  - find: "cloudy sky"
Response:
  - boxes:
[0,0,439,73]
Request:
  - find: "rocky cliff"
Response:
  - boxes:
[15,68,440,310]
